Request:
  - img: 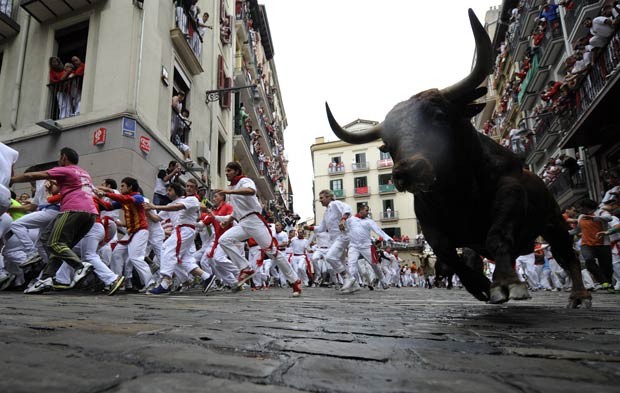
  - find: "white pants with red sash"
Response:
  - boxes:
[112,229,151,287]
[160,225,198,278]
[219,213,298,283]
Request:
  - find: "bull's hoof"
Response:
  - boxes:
[489,285,508,304]
[508,283,530,300]
[567,291,593,309]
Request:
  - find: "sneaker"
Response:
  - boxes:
[380,280,389,290]
[72,262,93,286]
[202,275,216,293]
[341,280,361,294]
[235,268,256,289]
[340,276,356,292]
[24,277,53,294]
[291,279,302,297]
[106,276,125,296]
[19,254,43,268]
[0,273,15,291]
[147,284,171,295]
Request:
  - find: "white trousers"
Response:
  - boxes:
[10,209,59,260]
[324,235,349,274]
[200,243,239,286]
[160,226,198,278]
[219,214,298,283]
[112,229,152,287]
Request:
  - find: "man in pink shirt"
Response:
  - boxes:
[11,147,98,294]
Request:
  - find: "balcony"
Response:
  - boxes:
[379,184,397,194]
[170,4,204,75]
[377,159,393,169]
[565,0,602,42]
[170,108,191,156]
[47,75,83,121]
[233,126,276,201]
[380,210,398,222]
[559,30,620,149]
[352,161,369,172]
[547,170,588,210]
[20,0,104,23]
[354,186,370,197]
[518,0,545,39]
[332,189,345,199]
[0,1,19,43]
[328,164,345,175]
[524,112,559,165]
[538,21,564,67]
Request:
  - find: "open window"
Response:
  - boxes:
[170,66,192,158]
[48,21,88,120]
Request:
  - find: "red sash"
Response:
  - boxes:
[175,224,196,264]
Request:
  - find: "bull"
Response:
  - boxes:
[325,9,591,308]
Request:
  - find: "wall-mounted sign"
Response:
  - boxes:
[122,117,136,138]
[140,136,151,153]
[93,127,106,145]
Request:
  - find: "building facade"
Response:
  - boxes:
[0,0,290,212]
[311,119,419,245]
[475,0,620,209]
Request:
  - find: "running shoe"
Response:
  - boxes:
[24,277,53,294]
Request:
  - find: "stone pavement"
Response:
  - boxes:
[0,287,619,393]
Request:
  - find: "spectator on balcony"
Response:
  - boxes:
[172,91,185,113]
[386,206,392,218]
[558,153,580,176]
[508,121,529,154]
[238,103,249,130]
[69,56,84,116]
[57,62,76,119]
[584,11,616,49]
[540,80,563,103]
[602,170,620,205]
[197,12,212,36]
[540,3,559,23]
[220,16,231,44]
[49,56,65,83]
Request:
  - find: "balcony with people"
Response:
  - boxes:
[20,0,104,23]
[170,0,205,75]
[378,174,396,194]
[0,0,19,43]
[328,160,345,175]
[564,0,604,41]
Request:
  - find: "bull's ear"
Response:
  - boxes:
[462,102,486,117]
[455,87,487,105]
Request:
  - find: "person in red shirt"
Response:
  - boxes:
[98,177,152,291]
[48,56,65,82]
[71,56,85,76]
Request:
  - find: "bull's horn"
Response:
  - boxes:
[439,9,493,102]
[325,102,382,144]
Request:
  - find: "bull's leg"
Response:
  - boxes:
[424,230,490,301]
[543,220,592,309]
[486,183,530,304]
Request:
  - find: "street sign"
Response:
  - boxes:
[93,127,106,145]
[122,117,136,138]
[140,136,151,153]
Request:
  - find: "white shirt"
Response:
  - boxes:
[602,185,620,204]
[229,177,262,220]
[315,200,352,238]
[0,142,19,187]
[174,196,200,226]
[347,215,392,248]
[275,231,288,248]
[290,237,309,254]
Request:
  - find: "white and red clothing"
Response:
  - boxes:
[289,237,311,285]
[159,195,200,278]
[346,214,392,282]
[218,176,298,284]
[0,142,18,215]
[313,199,352,274]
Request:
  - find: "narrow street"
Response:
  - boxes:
[1,287,619,392]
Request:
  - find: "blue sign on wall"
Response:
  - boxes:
[122,117,136,138]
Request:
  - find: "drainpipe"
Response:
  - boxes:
[132,0,145,113]
[11,15,31,130]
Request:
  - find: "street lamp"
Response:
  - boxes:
[205,84,257,104]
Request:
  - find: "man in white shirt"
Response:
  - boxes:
[289,230,312,287]
[343,205,392,293]
[216,162,302,296]
[144,180,211,295]
[304,189,353,289]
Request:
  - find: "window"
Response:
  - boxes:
[383,227,401,237]
[330,179,343,190]
[355,152,366,163]
[354,177,367,188]
[218,55,231,109]
[383,199,394,211]
[380,151,391,160]
[331,156,341,164]
[378,174,393,185]
[217,138,226,176]
[48,21,89,120]
[171,67,192,157]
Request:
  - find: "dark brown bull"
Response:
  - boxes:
[325,9,591,308]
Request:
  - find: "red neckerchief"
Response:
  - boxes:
[230,175,246,186]
[355,213,364,219]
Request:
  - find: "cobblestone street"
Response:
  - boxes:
[1,287,619,392]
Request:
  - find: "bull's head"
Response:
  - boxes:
[325,9,492,193]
